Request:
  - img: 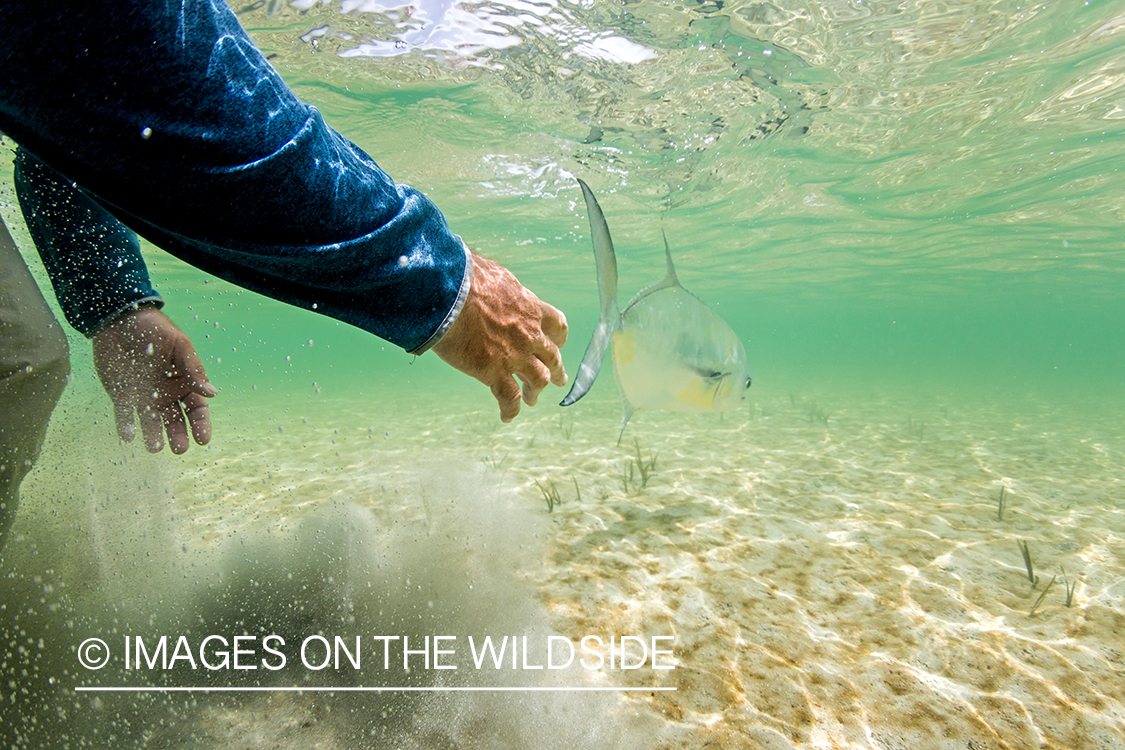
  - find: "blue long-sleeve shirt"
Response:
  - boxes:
[0,0,470,353]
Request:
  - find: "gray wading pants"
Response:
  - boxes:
[0,221,69,550]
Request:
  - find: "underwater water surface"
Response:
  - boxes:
[2,0,1124,748]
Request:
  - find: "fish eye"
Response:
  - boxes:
[745,377,753,389]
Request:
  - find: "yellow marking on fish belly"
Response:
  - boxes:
[611,331,637,367]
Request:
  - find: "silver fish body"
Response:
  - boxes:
[561,178,751,441]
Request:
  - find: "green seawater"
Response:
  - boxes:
[237,0,1125,407]
[3,1,1125,748]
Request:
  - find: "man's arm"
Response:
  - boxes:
[15,150,216,453]
[3,0,566,421]
[13,150,164,337]
[1,1,471,355]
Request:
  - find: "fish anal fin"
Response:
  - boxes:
[616,399,636,446]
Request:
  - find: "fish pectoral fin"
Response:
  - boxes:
[710,374,728,409]
[673,367,737,410]
[703,371,731,408]
[689,366,731,383]
[675,371,726,410]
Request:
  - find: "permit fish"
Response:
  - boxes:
[560,178,752,442]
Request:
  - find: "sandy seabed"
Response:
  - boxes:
[3,382,1124,750]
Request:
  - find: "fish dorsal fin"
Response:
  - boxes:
[561,179,620,407]
[622,230,681,313]
[662,230,680,286]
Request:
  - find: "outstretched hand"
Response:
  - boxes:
[432,252,568,422]
[92,306,217,454]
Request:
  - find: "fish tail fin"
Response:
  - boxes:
[560,316,615,405]
[561,179,620,407]
[580,179,619,321]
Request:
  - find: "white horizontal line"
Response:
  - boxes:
[76,686,675,693]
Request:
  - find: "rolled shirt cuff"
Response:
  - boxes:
[408,240,472,355]
[87,296,166,338]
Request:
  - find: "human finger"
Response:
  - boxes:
[137,403,165,453]
[162,401,190,455]
[533,333,567,387]
[183,391,213,446]
[513,356,552,407]
[540,301,568,348]
[113,401,137,443]
[490,375,523,423]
